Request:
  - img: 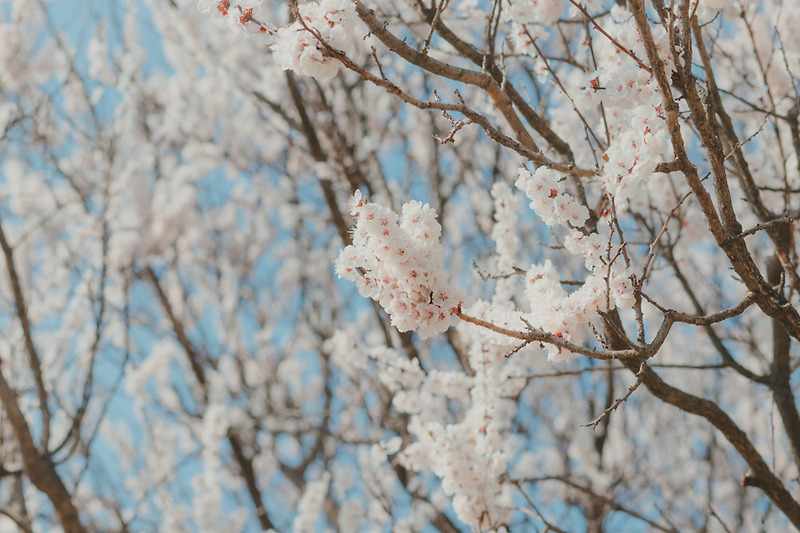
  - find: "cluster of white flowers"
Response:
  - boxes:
[335,192,464,339]
[507,22,544,57]
[201,0,357,79]
[514,163,635,360]
[573,9,674,205]
[328,325,520,529]
[502,0,564,26]
[522,259,633,361]
[490,182,520,305]
[515,165,590,227]
[601,104,670,203]
[402,420,513,529]
[292,472,331,532]
[394,315,527,529]
[271,0,357,79]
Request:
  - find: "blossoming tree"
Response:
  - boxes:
[2,0,800,531]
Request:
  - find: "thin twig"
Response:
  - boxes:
[582,363,646,428]
[567,0,653,74]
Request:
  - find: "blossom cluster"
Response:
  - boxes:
[522,259,633,361]
[292,472,331,532]
[335,192,464,339]
[402,420,512,529]
[271,0,357,79]
[574,8,674,205]
[514,164,635,360]
[502,0,564,26]
[393,315,526,529]
[601,103,670,203]
[490,182,520,305]
[205,0,357,79]
[515,165,589,227]
[328,325,520,529]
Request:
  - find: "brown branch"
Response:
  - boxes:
[632,358,800,529]
[0,370,85,533]
[644,226,766,384]
[412,0,577,160]
[632,1,800,342]
[142,266,280,529]
[352,1,542,151]
[645,292,756,327]
[283,71,353,245]
[512,479,570,533]
[228,431,277,531]
[691,16,800,294]
[520,475,677,532]
[766,240,800,476]
[456,311,673,360]
[725,217,793,244]
[0,220,51,452]
[420,0,447,56]
[567,0,652,74]
[330,44,597,176]
[0,507,32,533]
[606,293,800,530]
[582,363,645,429]
[141,266,208,394]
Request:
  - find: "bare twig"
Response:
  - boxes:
[582,363,645,428]
[568,0,653,74]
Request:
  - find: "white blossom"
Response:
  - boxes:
[336,191,465,339]
[271,0,357,79]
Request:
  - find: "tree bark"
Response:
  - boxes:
[0,371,85,533]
